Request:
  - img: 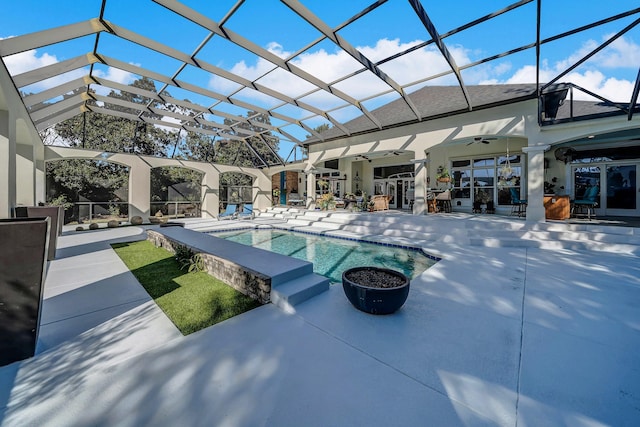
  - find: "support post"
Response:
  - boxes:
[522,145,550,222]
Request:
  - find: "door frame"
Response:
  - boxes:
[572,160,640,217]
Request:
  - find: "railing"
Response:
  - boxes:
[74,202,129,223]
[150,201,201,218]
[70,201,201,223]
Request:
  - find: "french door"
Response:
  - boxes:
[573,162,639,216]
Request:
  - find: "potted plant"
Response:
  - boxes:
[317,179,329,194]
[342,266,410,315]
[436,166,451,183]
[317,193,336,210]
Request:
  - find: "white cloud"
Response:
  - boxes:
[3,42,138,98]
[486,35,640,102]
[92,66,137,96]
[94,66,137,85]
[3,49,57,75]
[594,33,640,68]
[3,47,87,95]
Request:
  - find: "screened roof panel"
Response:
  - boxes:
[296,89,349,111]
[289,38,364,83]
[270,102,317,121]
[254,67,319,99]
[378,45,452,86]
[223,0,324,55]
[0,0,637,163]
[194,35,279,80]
[103,1,209,55]
[301,0,379,29]
[442,4,537,70]
[335,1,427,54]
[424,0,521,33]
[332,70,394,100]
[97,33,186,76]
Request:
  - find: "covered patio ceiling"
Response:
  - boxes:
[0,0,639,166]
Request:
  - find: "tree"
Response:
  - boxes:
[44,78,282,206]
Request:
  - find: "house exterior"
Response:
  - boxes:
[299,83,640,221]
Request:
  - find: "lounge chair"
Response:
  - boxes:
[219,204,238,220]
[237,204,254,220]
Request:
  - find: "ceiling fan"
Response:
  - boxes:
[466,136,497,146]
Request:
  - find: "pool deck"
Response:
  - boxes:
[1,213,639,426]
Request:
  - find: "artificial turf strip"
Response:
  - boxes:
[112,240,261,335]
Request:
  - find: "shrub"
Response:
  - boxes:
[89,223,99,230]
[107,220,119,228]
[174,244,204,272]
[75,226,84,231]
[130,216,143,225]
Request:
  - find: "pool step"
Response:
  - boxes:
[270,273,330,314]
[258,208,640,253]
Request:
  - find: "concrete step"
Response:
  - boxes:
[469,236,640,254]
[469,227,640,246]
[270,273,330,313]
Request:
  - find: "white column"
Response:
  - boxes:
[15,142,35,206]
[522,145,550,222]
[128,159,151,220]
[201,170,220,218]
[413,160,428,215]
[306,172,316,209]
[0,110,14,218]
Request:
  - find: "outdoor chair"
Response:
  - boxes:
[509,188,527,217]
[237,204,254,220]
[571,185,599,220]
[219,203,238,220]
[288,193,304,206]
[435,190,452,213]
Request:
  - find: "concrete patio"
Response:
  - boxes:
[0,213,639,426]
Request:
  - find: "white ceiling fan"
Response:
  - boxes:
[466,136,498,146]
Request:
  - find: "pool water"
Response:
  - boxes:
[211,229,437,283]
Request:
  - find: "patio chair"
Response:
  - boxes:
[435,190,452,213]
[288,193,304,206]
[571,185,599,220]
[509,188,527,217]
[237,204,254,220]
[218,203,238,220]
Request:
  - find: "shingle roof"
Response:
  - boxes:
[308,83,633,143]
[308,84,540,142]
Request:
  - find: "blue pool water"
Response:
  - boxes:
[211,229,437,283]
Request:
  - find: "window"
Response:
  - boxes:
[451,154,524,206]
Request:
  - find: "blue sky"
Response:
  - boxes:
[1,0,638,150]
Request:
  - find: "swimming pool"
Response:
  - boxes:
[211,228,437,283]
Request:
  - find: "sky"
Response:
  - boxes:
[0,0,638,152]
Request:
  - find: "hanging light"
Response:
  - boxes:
[498,138,513,186]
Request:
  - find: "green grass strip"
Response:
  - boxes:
[112,240,261,335]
